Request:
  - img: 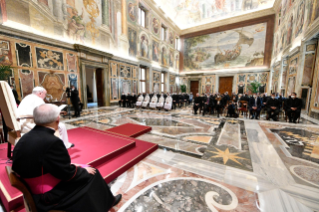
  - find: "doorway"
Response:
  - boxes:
[85,66,105,108]
[190,81,199,97]
[219,76,233,94]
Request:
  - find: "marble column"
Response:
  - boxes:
[102,0,109,26]
[121,0,127,36]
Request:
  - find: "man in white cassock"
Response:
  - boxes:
[17,87,74,148]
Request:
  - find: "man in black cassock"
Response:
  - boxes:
[266,93,280,121]
[12,104,121,212]
[119,93,126,107]
[286,92,302,123]
[70,85,80,117]
[193,93,201,115]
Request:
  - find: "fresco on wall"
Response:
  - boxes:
[18,69,33,98]
[294,1,305,38]
[38,72,65,101]
[289,57,298,75]
[111,78,119,100]
[272,66,280,92]
[169,50,174,67]
[66,53,77,72]
[183,23,267,71]
[282,65,287,89]
[287,76,295,95]
[128,28,137,57]
[287,15,293,45]
[152,40,160,62]
[308,0,319,26]
[153,0,274,29]
[6,0,30,26]
[314,55,319,107]
[238,74,245,85]
[152,17,160,34]
[259,72,268,85]
[302,53,315,86]
[128,2,137,22]
[67,0,101,45]
[140,34,149,58]
[0,40,12,65]
[280,26,287,51]
[162,47,168,66]
[15,43,32,67]
[36,48,64,70]
[169,32,174,46]
[68,73,78,89]
[247,73,258,83]
[0,0,6,24]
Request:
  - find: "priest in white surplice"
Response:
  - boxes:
[17,87,74,149]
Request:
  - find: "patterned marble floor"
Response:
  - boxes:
[53,107,319,211]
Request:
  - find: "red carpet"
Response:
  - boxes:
[105,123,152,138]
[0,127,157,211]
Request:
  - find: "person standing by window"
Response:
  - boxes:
[70,85,80,117]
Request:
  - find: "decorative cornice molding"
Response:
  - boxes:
[142,0,181,35]
[303,19,319,42]
[289,46,300,57]
[181,8,275,35]
[74,44,113,58]
[273,0,282,12]
[180,67,270,76]
[0,24,74,49]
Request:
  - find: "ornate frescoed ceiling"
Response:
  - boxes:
[154,0,275,30]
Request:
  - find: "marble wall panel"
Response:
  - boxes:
[38,72,66,101]
[120,79,131,94]
[36,47,64,70]
[15,43,32,67]
[111,78,119,100]
[18,69,34,98]
[0,40,12,65]
[66,53,77,72]
[302,53,315,86]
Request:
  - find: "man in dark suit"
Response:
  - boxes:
[266,93,280,121]
[249,93,261,119]
[202,93,211,116]
[172,93,177,109]
[215,94,226,118]
[119,93,126,107]
[70,85,80,117]
[286,92,302,123]
[193,93,201,115]
[10,84,20,104]
[12,104,121,212]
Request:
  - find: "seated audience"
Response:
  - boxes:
[266,93,280,121]
[12,104,121,212]
[119,93,126,107]
[286,92,302,123]
[226,100,237,117]
[193,93,201,115]
[189,93,193,104]
[18,87,74,148]
[249,93,261,119]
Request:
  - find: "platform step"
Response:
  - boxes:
[68,127,136,167]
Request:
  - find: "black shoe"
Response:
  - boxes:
[72,115,77,117]
[70,143,75,148]
[113,194,122,207]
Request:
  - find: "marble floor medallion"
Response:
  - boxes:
[119,178,258,212]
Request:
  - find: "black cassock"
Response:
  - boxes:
[12,125,115,212]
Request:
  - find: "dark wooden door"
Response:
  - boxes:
[96,68,104,106]
[190,81,199,97]
[219,77,233,94]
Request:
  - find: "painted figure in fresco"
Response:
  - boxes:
[169,51,174,67]
[68,8,86,43]
[153,18,159,34]
[152,42,159,62]
[128,3,136,21]
[129,28,137,56]
[162,47,167,66]
[41,74,65,101]
[140,35,148,58]
[294,1,305,37]
[287,16,293,45]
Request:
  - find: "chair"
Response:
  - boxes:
[0,81,25,158]
[149,96,158,109]
[142,95,150,108]
[6,166,65,212]
[237,100,248,118]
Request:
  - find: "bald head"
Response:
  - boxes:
[33,104,60,126]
